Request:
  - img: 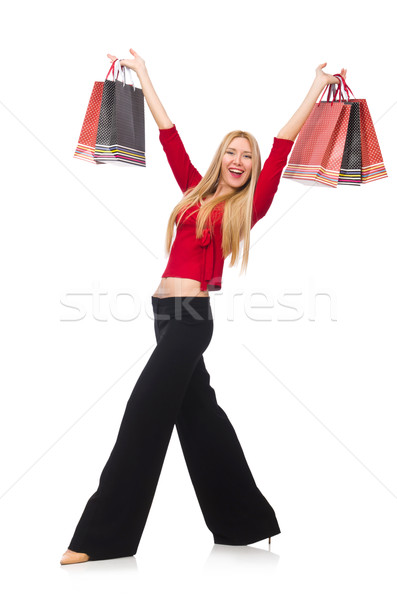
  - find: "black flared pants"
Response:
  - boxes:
[68,296,280,560]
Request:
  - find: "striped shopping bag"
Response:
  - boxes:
[351,98,387,183]
[94,60,145,167]
[283,74,387,187]
[73,81,105,164]
[338,101,362,186]
[282,80,352,188]
[335,75,387,185]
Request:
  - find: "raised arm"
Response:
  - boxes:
[108,49,202,192]
[251,63,348,228]
[108,48,173,129]
[277,62,347,141]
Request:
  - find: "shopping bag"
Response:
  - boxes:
[282,79,351,188]
[94,60,145,167]
[284,74,387,188]
[335,75,387,185]
[73,81,104,164]
[338,100,362,186]
[324,76,362,185]
[351,97,387,184]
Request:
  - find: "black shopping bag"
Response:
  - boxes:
[338,101,362,185]
[94,60,145,167]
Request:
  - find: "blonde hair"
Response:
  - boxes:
[164,130,262,275]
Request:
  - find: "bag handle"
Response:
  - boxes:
[105,59,136,90]
[105,59,123,81]
[119,62,136,90]
[334,74,356,101]
[121,64,135,92]
[318,73,356,105]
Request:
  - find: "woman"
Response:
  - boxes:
[60,49,346,564]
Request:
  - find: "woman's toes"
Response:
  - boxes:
[60,549,90,565]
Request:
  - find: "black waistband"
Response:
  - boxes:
[151,296,212,321]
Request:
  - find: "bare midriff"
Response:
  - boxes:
[152,277,210,298]
[153,197,213,298]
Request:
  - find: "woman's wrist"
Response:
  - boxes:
[135,63,148,79]
[313,75,328,92]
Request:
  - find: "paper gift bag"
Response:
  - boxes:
[94,60,145,167]
[283,74,387,188]
[283,81,351,188]
[338,100,362,186]
[335,75,387,185]
[350,98,387,183]
[73,81,104,164]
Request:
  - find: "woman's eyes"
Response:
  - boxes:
[226,151,252,159]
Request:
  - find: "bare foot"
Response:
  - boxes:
[60,549,90,565]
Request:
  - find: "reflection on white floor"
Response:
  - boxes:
[203,542,280,572]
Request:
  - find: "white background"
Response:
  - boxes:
[0,0,396,598]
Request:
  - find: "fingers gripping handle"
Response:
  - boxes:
[105,59,136,90]
[334,74,356,101]
[318,73,356,105]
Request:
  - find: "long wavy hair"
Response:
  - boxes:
[164,130,262,275]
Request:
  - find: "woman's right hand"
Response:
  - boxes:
[107,48,146,75]
[107,48,173,129]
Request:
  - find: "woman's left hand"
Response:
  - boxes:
[315,62,347,86]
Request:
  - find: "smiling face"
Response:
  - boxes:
[218,137,253,192]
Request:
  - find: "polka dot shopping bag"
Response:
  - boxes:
[282,74,387,188]
[74,60,145,167]
[335,75,387,185]
[350,96,387,184]
[94,60,145,167]
[73,75,105,164]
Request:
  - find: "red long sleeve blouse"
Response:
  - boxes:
[159,125,294,291]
